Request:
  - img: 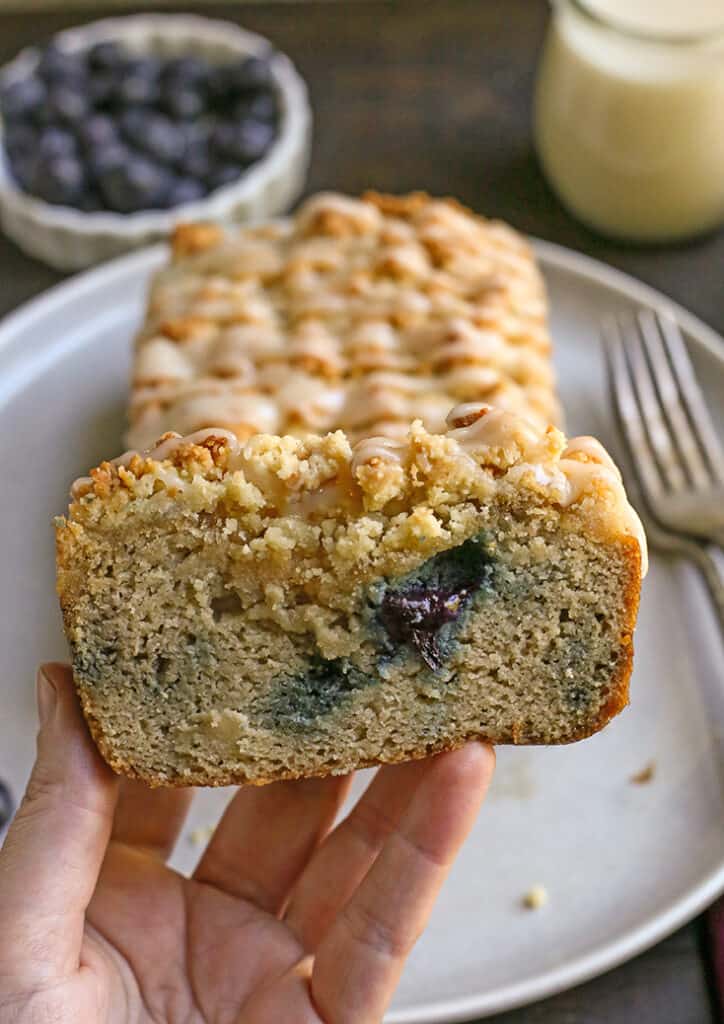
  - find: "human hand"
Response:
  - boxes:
[0,663,494,1024]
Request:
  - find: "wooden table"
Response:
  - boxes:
[0,3,720,1021]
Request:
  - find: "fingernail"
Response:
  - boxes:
[36,666,58,726]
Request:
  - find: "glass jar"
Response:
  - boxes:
[533,0,724,243]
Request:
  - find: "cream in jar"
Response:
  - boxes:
[533,0,724,242]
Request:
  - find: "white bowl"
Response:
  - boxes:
[0,13,311,269]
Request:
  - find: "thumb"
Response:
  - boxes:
[0,663,119,985]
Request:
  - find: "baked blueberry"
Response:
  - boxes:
[377,537,494,670]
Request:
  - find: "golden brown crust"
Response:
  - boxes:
[171,222,224,258]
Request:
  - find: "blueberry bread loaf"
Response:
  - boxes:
[57,405,646,786]
[127,191,560,450]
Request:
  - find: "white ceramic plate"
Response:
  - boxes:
[0,240,722,1022]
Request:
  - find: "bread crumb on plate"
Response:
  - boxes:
[630,760,656,785]
[522,884,548,910]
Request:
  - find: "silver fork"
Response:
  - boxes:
[623,469,724,633]
[603,309,724,547]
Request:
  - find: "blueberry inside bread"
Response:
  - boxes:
[56,405,645,786]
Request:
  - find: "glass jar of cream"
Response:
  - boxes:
[533,0,724,242]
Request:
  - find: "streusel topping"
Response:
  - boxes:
[71,403,646,576]
[127,192,559,450]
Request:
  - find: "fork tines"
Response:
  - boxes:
[603,310,724,499]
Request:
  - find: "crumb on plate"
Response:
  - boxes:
[630,760,656,785]
[522,884,548,910]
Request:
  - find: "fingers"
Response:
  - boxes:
[193,774,352,914]
[311,743,494,1024]
[285,756,436,949]
[0,664,119,984]
[112,779,193,859]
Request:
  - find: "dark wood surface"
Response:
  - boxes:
[0,3,721,1021]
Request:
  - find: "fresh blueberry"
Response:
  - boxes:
[162,55,209,87]
[117,108,152,149]
[210,120,237,158]
[7,153,37,189]
[47,83,89,123]
[76,114,117,153]
[38,126,77,159]
[114,57,161,106]
[144,114,185,165]
[4,122,38,160]
[119,110,184,165]
[98,155,169,213]
[88,72,116,108]
[37,45,86,84]
[78,190,104,212]
[87,41,125,73]
[30,153,85,205]
[166,177,206,207]
[0,76,47,121]
[208,59,273,109]
[87,141,129,181]
[179,119,213,149]
[213,119,274,163]
[237,91,278,124]
[207,163,241,191]
[161,85,205,120]
[178,143,212,180]
[226,56,274,95]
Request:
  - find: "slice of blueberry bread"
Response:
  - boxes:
[56,404,646,786]
[127,191,560,451]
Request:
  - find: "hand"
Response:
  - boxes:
[0,664,494,1024]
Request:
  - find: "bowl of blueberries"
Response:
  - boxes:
[0,13,311,269]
